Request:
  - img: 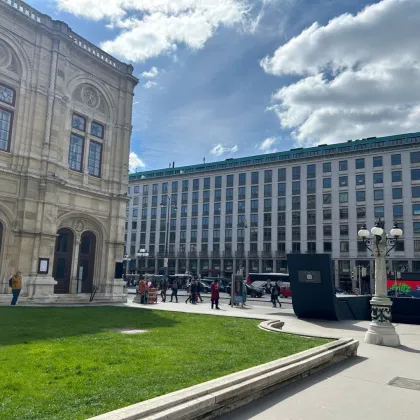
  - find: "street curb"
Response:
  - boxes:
[89,337,359,420]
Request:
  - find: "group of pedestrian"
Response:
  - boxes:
[270,281,282,308]
[185,279,204,304]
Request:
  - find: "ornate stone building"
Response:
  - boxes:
[0,0,138,303]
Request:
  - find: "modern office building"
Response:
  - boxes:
[126,134,420,292]
[0,0,138,303]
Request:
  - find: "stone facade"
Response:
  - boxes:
[0,0,138,303]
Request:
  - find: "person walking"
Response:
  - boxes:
[10,271,22,306]
[139,278,147,304]
[170,279,178,303]
[271,283,281,308]
[275,281,282,307]
[196,280,204,303]
[190,280,197,304]
[211,279,220,309]
[160,278,168,302]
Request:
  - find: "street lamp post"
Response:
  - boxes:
[161,195,177,281]
[358,219,403,347]
[239,219,248,278]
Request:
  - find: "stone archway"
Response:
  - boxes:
[53,228,74,294]
[78,231,96,293]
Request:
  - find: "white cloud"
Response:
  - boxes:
[210,144,239,156]
[56,0,250,62]
[141,67,159,78]
[129,152,146,172]
[258,136,278,153]
[143,81,158,89]
[261,0,420,145]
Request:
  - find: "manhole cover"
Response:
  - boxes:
[388,377,420,391]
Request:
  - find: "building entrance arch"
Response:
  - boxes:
[53,228,74,294]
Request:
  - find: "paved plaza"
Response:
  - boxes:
[125,295,420,420]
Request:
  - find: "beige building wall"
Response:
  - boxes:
[0,0,138,303]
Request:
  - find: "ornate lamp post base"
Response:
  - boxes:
[364,297,400,347]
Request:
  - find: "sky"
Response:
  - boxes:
[25,0,420,172]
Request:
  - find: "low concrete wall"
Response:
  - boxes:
[90,337,359,420]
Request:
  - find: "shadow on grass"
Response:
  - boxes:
[0,306,178,346]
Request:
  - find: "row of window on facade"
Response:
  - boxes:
[129,170,420,210]
[128,151,420,195]
[0,82,104,178]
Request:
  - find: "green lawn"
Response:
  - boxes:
[0,307,329,420]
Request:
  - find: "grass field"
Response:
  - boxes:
[0,307,329,420]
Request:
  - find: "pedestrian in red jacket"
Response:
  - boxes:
[211,279,220,310]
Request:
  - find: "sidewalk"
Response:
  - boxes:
[125,296,420,420]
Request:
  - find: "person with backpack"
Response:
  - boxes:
[170,279,178,303]
[10,271,22,306]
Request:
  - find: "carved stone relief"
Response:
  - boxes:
[72,83,109,115]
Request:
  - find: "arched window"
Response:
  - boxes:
[0,83,15,152]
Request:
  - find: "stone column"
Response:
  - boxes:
[70,238,81,294]
[364,231,400,347]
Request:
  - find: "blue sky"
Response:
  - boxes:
[26,0,420,171]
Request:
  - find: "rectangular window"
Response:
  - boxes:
[90,121,104,139]
[324,242,332,252]
[355,158,365,169]
[264,213,271,226]
[307,179,316,194]
[414,204,420,215]
[239,173,246,185]
[307,211,316,225]
[215,176,222,188]
[264,184,272,197]
[72,113,86,131]
[374,206,385,218]
[171,181,178,192]
[323,193,331,204]
[357,207,366,219]
[292,196,300,210]
[264,198,272,212]
[413,186,420,198]
[264,170,272,183]
[373,156,383,167]
[323,225,332,237]
[251,200,258,212]
[214,189,222,201]
[226,201,233,213]
[87,141,102,177]
[307,225,316,240]
[323,209,332,220]
[411,151,420,163]
[307,195,316,209]
[278,228,286,241]
[392,171,402,182]
[0,84,15,105]
[278,168,286,181]
[182,180,188,191]
[143,185,149,195]
[356,174,365,185]
[152,184,158,194]
[340,224,349,237]
[134,185,140,194]
[203,203,209,215]
[133,208,138,218]
[278,183,286,196]
[373,173,383,184]
[307,164,316,179]
[162,183,168,194]
[340,241,349,252]
[225,188,233,200]
[292,242,301,253]
[292,166,301,180]
[278,212,286,226]
[292,227,300,240]
[340,208,348,219]
[391,154,401,165]
[203,177,210,189]
[292,181,301,195]
[225,229,232,240]
[292,212,300,225]
[182,192,188,203]
[323,178,331,189]
[414,222,420,233]
[356,190,366,202]
[278,197,286,211]
[251,171,259,184]
[339,160,348,171]
[68,133,84,172]
[193,179,199,190]
[238,201,246,213]
[339,176,348,187]
[374,189,384,200]
[411,169,420,181]
[323,162,331,173]
[339,192,348,203]
[214,203,221,214]
[0,108,12,152]
[226,174,234,186]
[393,205,403,217]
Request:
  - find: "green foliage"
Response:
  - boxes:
[0,307,328,420]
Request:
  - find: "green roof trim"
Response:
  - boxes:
[129,131,420,181]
